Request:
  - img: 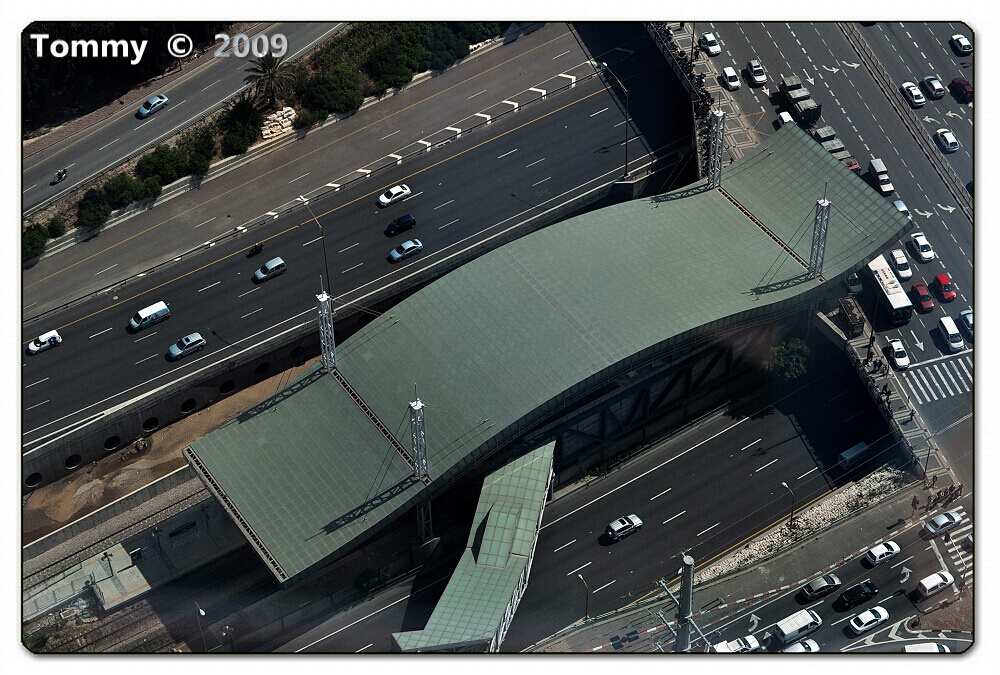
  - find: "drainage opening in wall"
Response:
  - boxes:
[64,454,83,470]
[180,399,197,414]
[142,417,159,432]
[220,379,235,394]
[254,362,270,377]
[26,473,42,489]
[104,435,121,451]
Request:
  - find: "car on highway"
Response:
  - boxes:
[846,272,862,294]
[388,238,423,263]
[137,94,169,118]
[910,232,935,262]
[605,514,643,541]
[865,540,901,565]
[890,249,912,280]
[911,283,935,313]
[837,579,878,609]
[934,128,960,153]
[722,66,740,91]
[920,75,946,99]
[933,273,957,302]
[900,81,925,107]
[781,639,820,653]
[698,32,721,56]
[747,59,766,85]
[892,199,911,222]
[903,643,951,653]
[950,77,973,103]
[950,34,973,55]
[916,571,955,599]
[778,111,794,128]
[27,329,62,354]
[253,257,286,281]
[885,339,910,370]
[850,606,889,635]
[167,332,206,360]
[959,309,973,340]
[924,510,963,536]
[378,184,411,207]
[385,213,416,236]
[712,635,759,653]
[800,573,841,601]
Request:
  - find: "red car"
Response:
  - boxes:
[951,77,973,103]
[934,273,957,301]
[911,282,935,312]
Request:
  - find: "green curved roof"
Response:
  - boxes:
[188,124,910,585]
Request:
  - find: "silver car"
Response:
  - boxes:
[850,606,889,635]
[747,59,766,85]
[935,128,960,153]
[137,94,168,118]
[923,510,963,536]
[388,238,423,262]
[921,75,946,99]
[865,540,901,565]
[168,332,206,360]
[378,184,411,207]
[699,32,721,56]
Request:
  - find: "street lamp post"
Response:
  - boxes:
[577,573,590,621]
[222,625,234,652]
[195,602,207,652]
[599,63,630,178]
[781,481,796,528]
[299,195,332,293]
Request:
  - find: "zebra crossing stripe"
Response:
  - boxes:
[918,369,940,400]
[947,361,969,393]
[958,358,973,383]
[908,373,929,403]
[933,364,955,396]
[905,377,924,405]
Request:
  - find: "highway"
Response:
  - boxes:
[22,23,347,214]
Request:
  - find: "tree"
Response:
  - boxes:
[763,338,811,381]
[243,54,295,109]
[299,65,363,115]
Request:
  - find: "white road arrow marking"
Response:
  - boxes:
[945,110,963,118]
[909,331,924,351]
[937,204,956,213]
[887,618,910,640]
[900,566,912,583]
[922,116,939,124]
[749,613,760,631]
[803,72,815,85]
[762,87,770,97]
[841,61,861,69]
[913,208,933,218]
[822,65,840,73]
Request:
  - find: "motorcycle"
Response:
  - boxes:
[247,242,264,258]
[51,169,67,185]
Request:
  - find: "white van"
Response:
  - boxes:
[838,442,871,471]
[916,571,955,599]
[774,609,822,644]
[129,301,170,331]
[902,643,950,652]
[938,317,964,353]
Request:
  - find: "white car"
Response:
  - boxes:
[378,184,411,207]
[136,94,168,118]
[168,332,206,360]
[850,606,889,635]
[866,540,902,565]
[722,67,740,91]
[935,128,960,153]
[924,510,963,536]
[846,272,862,294]
[886,339,910,370]
[699,32,721,56]
[950,34,972,55]
[388,238,423,262]
[712,635,760,653]
[781,639,820,653]
[901,82,926,107]
[910,232,935,262]
[890,249,912,280]
[747,59,766,85]
[28,329,62,354]
[892,199,912,222]
[606,514,643,541]
[778,111,794,128]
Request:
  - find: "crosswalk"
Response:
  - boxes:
[899,354,973,404]
[943,514,974,591]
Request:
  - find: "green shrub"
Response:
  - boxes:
[77,188,112,230]
[141,176,162,199]
[136,144,188,185]
[299,65,363,115]
[219,97,264,157]
[421,23,468,71]
[46,216,66,238]
[22,224,49,261]
[103,173,146,209]
[450,22,505,44]
[364,27,426,90]
[179,123,216,176]
[292,109,329,129]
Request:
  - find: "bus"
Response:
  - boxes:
[867,254,913,325]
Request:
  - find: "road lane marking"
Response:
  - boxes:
[696,522,720,537]
[95,264,118,276]
[797,466,818,481]
[338,242,359,253]
[590,107,609,117]
[531,177,551,187]
[355,643,373,653]
[379,130,400,140]
[135,354,158,364]
[288,173,310,184]
[958,358,973,382]
[198,281,221,293]
[133,332,158,342]
[663,510,686,525]
[25,400,49,410]
[741,438,762,451]
[342,263,363,274]
[917,370,939,399]
[88,328,113,339]
[241,308,263,319]
[25,378,49,389]
[467,89,487,99]
[946,362,967,392]
[194,217,216,229]
[525,158,545,168]
[650,488,672,501]
[439,219,459,229]
[497,149,518,159]
[932,365,954,396]
[592,580,617,594]
[238,288,259,298]
[567,561,592,576]
[303,236,323,246]
[890,555,914,569]
[554,539,576,553]
[434,200,454,210]
[755,459,777,473]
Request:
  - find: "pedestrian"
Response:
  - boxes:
[957,484,963,497]
[931,475,938,487]
[912,495,919,511]
[888,405,893,416]
[910,409,916,421]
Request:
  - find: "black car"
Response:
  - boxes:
[386,214,416,236]
[837,580,878,609]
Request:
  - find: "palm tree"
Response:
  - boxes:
[243,54,295,109]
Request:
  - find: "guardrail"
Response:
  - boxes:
[838,22,973,223]
[24,63,608,327]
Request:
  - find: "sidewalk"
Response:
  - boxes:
[532,474,971,652]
